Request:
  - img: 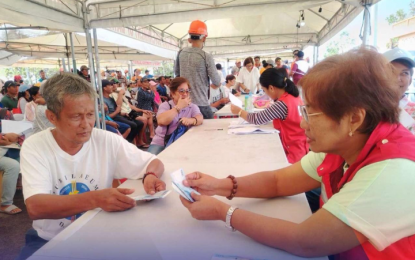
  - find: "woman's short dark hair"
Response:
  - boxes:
[216,63,222,70]
[300,47,399,134]
[28,86,40,98]
[243,57,254,67]
[225,75,235,83]
[170,77,191,93]
[260,68,299,97]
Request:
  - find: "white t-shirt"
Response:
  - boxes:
[21,128,157,240]
[236,67,260,93]
[209,86,226,105]
[301,152,415,251]
[216,70,225,85]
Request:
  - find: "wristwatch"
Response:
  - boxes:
[225,206,238,231]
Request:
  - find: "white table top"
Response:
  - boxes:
[30,119,326,260]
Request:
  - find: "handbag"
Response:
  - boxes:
[165,121,188,148]
[163,102,188,147]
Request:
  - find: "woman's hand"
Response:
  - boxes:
[235,91,241,97]
[107,121,119,129]
[180,192,230,221]
[230,104,242,115]
[177,97,191,110]
[180,117,196,126]
[183,171,223,196]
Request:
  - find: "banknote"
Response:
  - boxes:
[131,189,171,201]
[170,169,200,202]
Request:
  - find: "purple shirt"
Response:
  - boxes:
[151,100,202,146]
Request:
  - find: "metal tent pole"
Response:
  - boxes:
[85,28,101,129]
[69,33,77,74]
[362,0,371,46]
[93,28,106,130]
[62,58,67,72]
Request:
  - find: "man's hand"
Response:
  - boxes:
[220,98,230,104]
[118,89,126,96]
[93,188,136,212]
[143,174,166,195]
[3,133,19,143]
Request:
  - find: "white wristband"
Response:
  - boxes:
[225,206,238,232]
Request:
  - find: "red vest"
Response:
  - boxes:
[317,122,415,260]
[272,92,308,163]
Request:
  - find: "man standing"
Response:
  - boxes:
[231,59,242,76]
[142,70,153,79]
[254,56,262,70]
[18,73,165,259]
[290,50,309,85]
[1,81,18,110]
[156,76,169,102]
[79,65,91,82]
[174,20,221,119]
[38,70,47,82]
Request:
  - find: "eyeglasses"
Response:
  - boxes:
[299,105,323,123]
[178,89,191,94]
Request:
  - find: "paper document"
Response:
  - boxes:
[131,190,171,201]
[1,120,33,135]
[1,143,20,150]
[170,169,200,202]
[212,254,269,260]
[229,93,243,108]
[399,109,415,129]
[228,127,278,135]
[228,118,257,129]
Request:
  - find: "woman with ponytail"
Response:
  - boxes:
[230,68,308,163]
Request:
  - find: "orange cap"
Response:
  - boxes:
[188,20,208,37]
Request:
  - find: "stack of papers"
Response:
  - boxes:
[1,120,33,135]
[228,127,278,135]
[229,118,257,129]
[170,169,200,202]
[130,190,171,201]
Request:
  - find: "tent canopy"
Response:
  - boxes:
[0,0,380,59]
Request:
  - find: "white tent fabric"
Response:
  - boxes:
[0,50,22,66]
[0,0,380,60]
[0,32,173,61]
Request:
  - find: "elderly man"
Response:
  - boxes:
[19,73,165,259]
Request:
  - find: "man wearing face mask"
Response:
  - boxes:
[174,20,221,119]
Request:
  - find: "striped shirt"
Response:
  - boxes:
[247,101,288,125]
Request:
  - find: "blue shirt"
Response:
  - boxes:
[157,84,168,97]
[142,74,153,79]
[136,88,155,111]
[103,97,117,114]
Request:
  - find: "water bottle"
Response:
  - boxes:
[248,93,254,112]
[244,95,249,111]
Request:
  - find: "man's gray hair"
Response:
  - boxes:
[41,72,97,117]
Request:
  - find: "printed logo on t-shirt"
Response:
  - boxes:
[59,181,90,221]
[53,173,100,228]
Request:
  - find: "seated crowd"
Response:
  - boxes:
[0,42,414,260]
